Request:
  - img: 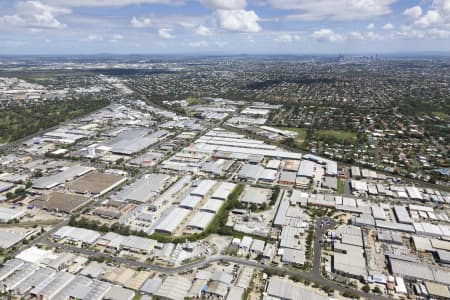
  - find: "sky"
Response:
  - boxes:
[0,0,450,55]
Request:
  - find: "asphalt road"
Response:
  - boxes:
[39,223,392,300]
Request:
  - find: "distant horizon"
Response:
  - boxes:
[2,51,450,58]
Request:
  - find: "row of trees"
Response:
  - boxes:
[68,184,258,244]
[0,96,110,144]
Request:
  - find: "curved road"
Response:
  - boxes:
[40,219,392,300]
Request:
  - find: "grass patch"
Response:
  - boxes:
[432,111,449,119]
[187,97,207,106]
[337,178,345,194]
[278,127,356,144]
[278,127,307,143]
[317,129,357,141]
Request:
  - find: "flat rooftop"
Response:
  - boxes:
[67,172,126,195]
[32,192,89,213]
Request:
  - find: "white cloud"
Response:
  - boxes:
[366,31,384,40]
[189,40,208,47]
[215,9,261,33]
[367,23,375,29]
[131,16,152,28]
[43,0,183,7]
[433,0,450,15]
[412,1,450,29]
[428,28,450,39]
[275,33,301,43]
[348,31,365,40]
[0,1,70,30]
[415,10,442,27]
[383,23,394,30]
[110,34,124,42]
[215,41,227,47]
[346,30,384,40]
[202,0,247,10]
[268,0,397,21]
[403,6,422,19]
[84,34,103,41]
[158,28,174,39]
[195,25,214,36]
[311,28,344,42]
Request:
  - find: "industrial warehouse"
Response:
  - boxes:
[0,97,448,300]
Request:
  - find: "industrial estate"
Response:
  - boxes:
[0,55,449,300]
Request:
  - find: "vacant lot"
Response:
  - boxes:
[280,127,357,144]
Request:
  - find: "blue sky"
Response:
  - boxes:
[0,0,449,54]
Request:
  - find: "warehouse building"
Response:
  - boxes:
[351,166,361,178]
[140,276,163,296]
[0,206,24,223]
[31,192,89,213]
[389,258,450,285]
[179,195,203,210]
[280,248,305,266]
[200,198,223,213]
[68,171,126,196]
[371,206,387,220]
[240,186,271,206]
[0,181,14,193]
[393,206,413,224]
[283,160,300,172]
[266,159,281,170]
[435,250,450,265]
[259,169,278,183]
[53,226,101,245]
[333,242,367,281]
[112,174,170,204]
[321,176,337,190]
[154,275,192,300]
[32,165,93,189]
[0,230,27,249]
[150,175,191,212]
[110,129,169,155]
[0,260,38,291]
[211,182,236,200]
[187,211,215,231]
[30,271,75,299]
[15,267,56,295]
[238,164,264,181]
[279,171,296,186]
[97,232,127,252]
[154,207,190,234]
[297,160,316,178]
[190,180,217,197]
[266,277,328,300]
[120,236,156,254]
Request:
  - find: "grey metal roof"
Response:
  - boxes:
[266,277,328,300]
[140,277,163,295]
[393,205,413,224]
[240,186,270,205]
[190,179,217,197]
[155,207,190,234]
[0,230,26,249]
[110,129,169,155]
[297,160,315,178]
[113,173,170,203]
[238,164,263,179]
[32,165,93,189]
[187,211,215,230]
[211,182,236,200]
[200,198,223,213]
[15,267,56,295]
